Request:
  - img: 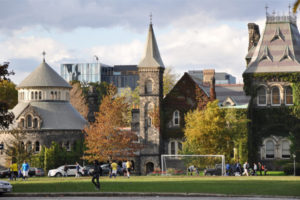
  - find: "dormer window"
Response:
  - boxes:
[257,86,267,106]
[173,110,180,126]
[285,86,293,105]
[271,86,280,106]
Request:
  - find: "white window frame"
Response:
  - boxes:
[281,140,291,159]
[285,86,293,106]
[257,86,267,106]
[173,110,180,127]
[168,140,182,155]
[266,140,275,159]
[271,86,281,106]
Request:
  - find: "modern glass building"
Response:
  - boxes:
[188,70,236,84]
[60,63,138,90]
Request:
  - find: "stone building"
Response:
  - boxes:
[243,12,299,166]
[0,58,86,167]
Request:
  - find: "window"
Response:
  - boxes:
[145,80,153,94]
[50,91,54,100]
[173,110,180,126]
[27,142,32,152]
[171,141,175,155]
[39,91,42,100]
[35,141,40,152]
[257,87,267,105]
[282,141,290,158]
[266,140,274,158]
[21,118,25,128]
[271,87,280,105]
[54,91,57,100]
[66,141,71,151]
[35,91,38,99]
[31,92,34,100]
[285,86,293,105]
[27,115,32,128]
[33,118,38,128]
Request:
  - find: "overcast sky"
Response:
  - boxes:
[0,0,294,84]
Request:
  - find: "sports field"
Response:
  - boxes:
[2,175,300,196]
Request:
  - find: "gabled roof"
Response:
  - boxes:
[17,60,71,88]
[138,23,164,68]
[244,15,300,74]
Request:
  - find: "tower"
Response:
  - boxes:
[138,20,164,174]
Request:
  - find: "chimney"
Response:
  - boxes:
[209,76,216,101]
[203,69,215,85]
[248,23,260,51]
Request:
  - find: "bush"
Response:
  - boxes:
[283,163,300,175]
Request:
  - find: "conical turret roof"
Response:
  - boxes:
[138,23,164,68]
[17,60,71,88]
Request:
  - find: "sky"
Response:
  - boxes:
[0,0,295,84]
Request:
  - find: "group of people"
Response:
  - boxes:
[231,161,268,176]
[9,160,30,181]
[92,159,133,191]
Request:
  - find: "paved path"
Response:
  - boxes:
[2,197,299,200]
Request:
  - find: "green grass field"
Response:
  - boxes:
[2,175,300,196]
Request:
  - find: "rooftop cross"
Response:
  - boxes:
[42,51,46,62]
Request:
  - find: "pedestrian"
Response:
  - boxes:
[235,161,242,176]
[263,165,268,175]
[63,164,68,177]
[253,163,257,176]
[122,160,127,177]
[258,162,262,176]
[111,161,118,178]
[10,161,18,181]
[126,160,132,178]
[92,160,102,190]
[242,161,249,176]
[22,160,29,180]
[75,162,80,178]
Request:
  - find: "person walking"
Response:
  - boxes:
[242,161,249,176]
[92,160,102,190]
[111,161,118,178]
[22,160,29,180]
[126,160,132,178]
[10,162,18,181]
[253,163,257,176]
[75,162,80,178]
[122,160,127,177]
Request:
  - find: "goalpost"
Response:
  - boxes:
[161,154,225,176]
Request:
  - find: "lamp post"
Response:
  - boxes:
[293,154,296,176]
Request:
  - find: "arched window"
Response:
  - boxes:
[171,141,175,154]
[266,140,274,158]
[54,91,57,100]
[50,91,54,100]
[20,142,25,150]
[35,91,38,99]
[58,91,61,100]
[21,118,25,128]
[33,118,38,128]
[27,141,32,152]
[282,141,290,158]
[31,91,34,100]
[145,80,153,94]
[39,91,42,100]
[285,86,293,105]
[27,115,32,128]
[257,86,267,105]
[173,110,180,126]
[271,87,280,105]
[35,141,40,152]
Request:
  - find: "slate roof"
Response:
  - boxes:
[138,24,165,68]
[12,101,86,130]
[244,15,300,74]
[17,61,71,88]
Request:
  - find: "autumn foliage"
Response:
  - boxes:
[69,81,89,120]
[84,86,141,162]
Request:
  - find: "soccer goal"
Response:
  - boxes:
[161,154,225,176]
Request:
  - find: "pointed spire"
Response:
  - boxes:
[42,51,46,62]
[138,22,164,68]
[280,46,294,61]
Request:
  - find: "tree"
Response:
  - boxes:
[70,81,89,119]
[163,67,179,96]
[0,80,18,109]
[84,86,141,162]
[0,63,14,129]
[182,100,248,163]
[294,1,300,13]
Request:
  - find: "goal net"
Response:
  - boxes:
[161,154,225,176]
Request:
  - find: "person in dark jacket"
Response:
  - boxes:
[92,160,102,190]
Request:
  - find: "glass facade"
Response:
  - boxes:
[60,63,138,90]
